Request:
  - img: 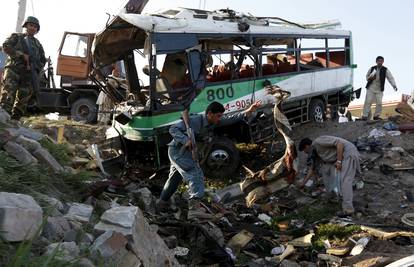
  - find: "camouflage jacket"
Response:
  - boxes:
[2,33,46,74]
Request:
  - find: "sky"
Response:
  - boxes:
[1,0,412,104]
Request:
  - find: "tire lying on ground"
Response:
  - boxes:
[70,97,98,123]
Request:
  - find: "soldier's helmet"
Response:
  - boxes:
[22,16,40,31]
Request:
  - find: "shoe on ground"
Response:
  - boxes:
[373,116,382,121]
[336,209,354,218]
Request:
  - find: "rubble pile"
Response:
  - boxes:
[1,100,414,266]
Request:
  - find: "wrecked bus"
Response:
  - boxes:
[92,8,359,178]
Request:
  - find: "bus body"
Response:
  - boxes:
[92,8,359,178]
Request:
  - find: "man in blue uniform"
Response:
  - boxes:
[158,100,261,220]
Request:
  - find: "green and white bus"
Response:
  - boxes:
[92,7,359,178]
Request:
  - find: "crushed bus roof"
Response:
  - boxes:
[118,7,350,36]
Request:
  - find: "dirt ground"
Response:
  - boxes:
[19,114,414,266]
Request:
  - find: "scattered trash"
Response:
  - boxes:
[45,112,60,121]
[326,246,350,256]
[290,219,305,229]
[385,255,414,267]
[318,253,342,264]
[227,229,254,255]
[277,220,290,232]
[387,130,401,136]
[354,181,364,190]
[220,217,233,227]
[323,240,331,249]
[383,121,398,131]
[270,245,285,255]
[275,244,295,263]
[349,237,370,256]
[369,128,385,138]
[288,233,314,247]
[401,213,414,227]
[173,246,189,257]
[225,247,236,261]
[258,213,272,225]
[305,179,314,187]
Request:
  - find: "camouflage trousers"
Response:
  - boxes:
[0,68,32,119]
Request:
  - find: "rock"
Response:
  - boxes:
[0,108,11,123]
[15,135,42,152]
[134,187,155,212]
[280,260,301,267]
[300,261,317,267]
[45,241,80,262]
[130,206,180,266]
[78,258,96,267]
[0,129,15,146]
[7,127,43,141]
[43,216,71,241]
[32,148,64,173]
[63,229,93,244]
[64,203,93,223]
[0,192,43,241]
[94,206,138,236]
[3,141,38,165]
[90,231,141,267]
[400,173,414,187]
[63,229,78,242]
[72,156,91,168]
[36,193,64,216]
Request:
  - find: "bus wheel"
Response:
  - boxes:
[202,137,240,180]
[309,99,325,122]
[71,97,97,123]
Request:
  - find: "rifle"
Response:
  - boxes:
[181,109,199,166]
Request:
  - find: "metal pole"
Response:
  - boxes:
[15,0,27,33]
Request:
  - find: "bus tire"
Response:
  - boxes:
[70,97,97,123]
[309,99,325,122]
[202,137,240,180]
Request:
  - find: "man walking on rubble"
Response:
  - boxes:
[157,100,261,220]
[361,56,397,121]
[298,136,360,216]
[0,16,46,120]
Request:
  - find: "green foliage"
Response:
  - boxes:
[0,150,97,202]
[39,138,71,165]
[312,223,361,250]
[273,202,339,226]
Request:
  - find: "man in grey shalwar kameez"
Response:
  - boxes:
[299,136,360,216]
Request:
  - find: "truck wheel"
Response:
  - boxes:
[202,137,240,180]
[309,99,325,122]
[71,97,97,123]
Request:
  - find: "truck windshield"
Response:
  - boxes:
[61,34,89,58]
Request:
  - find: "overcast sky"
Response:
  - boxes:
[1,0,412,104]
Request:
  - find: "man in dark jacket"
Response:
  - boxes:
[361,56,397,121]
[0,16,46,120]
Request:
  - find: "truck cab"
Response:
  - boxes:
[33,32,100,123]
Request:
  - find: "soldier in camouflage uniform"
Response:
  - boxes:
[0,16,46,120]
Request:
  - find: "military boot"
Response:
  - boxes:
[187,198,215,221]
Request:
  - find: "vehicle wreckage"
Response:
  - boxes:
[91,7,360,178]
